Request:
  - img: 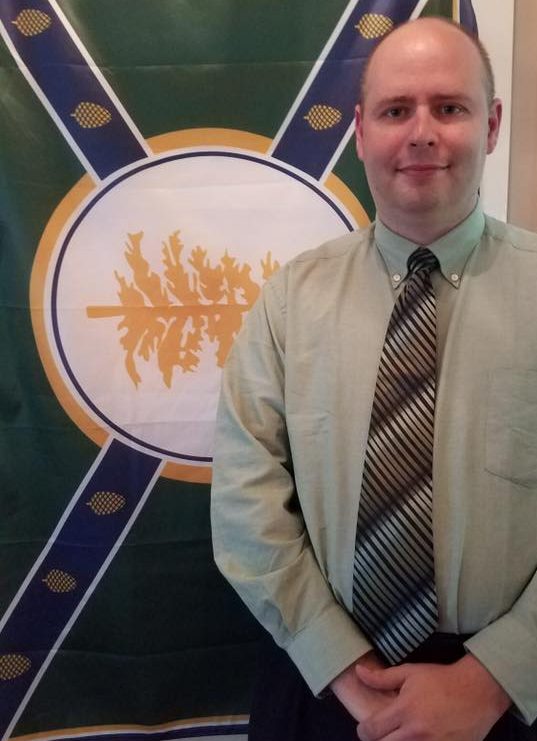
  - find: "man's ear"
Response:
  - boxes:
[486,98,502,155]
[355,104,365,161]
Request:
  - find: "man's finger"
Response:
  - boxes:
[355,664,408,691]
[367,731,406,741]
[357,703,401,741]
[358,721,404,741]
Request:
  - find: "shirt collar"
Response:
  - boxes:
[374,204,485,290]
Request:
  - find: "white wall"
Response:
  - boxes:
[474,0,514,220]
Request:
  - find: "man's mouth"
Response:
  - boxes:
[397,164,449,173]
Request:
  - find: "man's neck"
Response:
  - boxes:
[377,202,478,246]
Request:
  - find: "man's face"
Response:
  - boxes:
[355,20,502,234]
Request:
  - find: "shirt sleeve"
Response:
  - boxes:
[210,275,373,695]
[464,575,537,725]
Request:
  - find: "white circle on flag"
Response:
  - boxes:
[45,147,359,463]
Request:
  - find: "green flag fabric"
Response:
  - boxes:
[0,1,467,739]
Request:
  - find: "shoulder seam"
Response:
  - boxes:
[484,216,537,254]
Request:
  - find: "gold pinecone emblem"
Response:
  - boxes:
[71,102,112,129]
[356,13,394,39]
[0,654,31,681]
[87,491,126,516]
[42,569,77,593]
[12,9,52,36]
[303,104,342,131]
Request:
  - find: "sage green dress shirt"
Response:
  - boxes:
[211,205,537,724]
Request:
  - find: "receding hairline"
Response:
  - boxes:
[359,16,496,107]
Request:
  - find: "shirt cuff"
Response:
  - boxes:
[286,601,373,696]
[464,612,537,725]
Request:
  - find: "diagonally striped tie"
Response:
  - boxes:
[352,247,439,665]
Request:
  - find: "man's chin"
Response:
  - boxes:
[396,195,444,215]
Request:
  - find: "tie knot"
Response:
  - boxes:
[407,248,439,276]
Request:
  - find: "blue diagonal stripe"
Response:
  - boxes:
[460,0,478,33]
[0,441,162,739]
[270,0,421,179]
[0,0,149,179]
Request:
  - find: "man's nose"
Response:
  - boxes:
[409,109,437,148]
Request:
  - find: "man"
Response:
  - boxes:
[211,17,537,741]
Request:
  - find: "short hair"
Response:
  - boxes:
[359,17,496,107]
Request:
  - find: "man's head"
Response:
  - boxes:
[360,18,496,109]
[355,17,502,243]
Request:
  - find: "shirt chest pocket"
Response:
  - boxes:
[485,368,537,488]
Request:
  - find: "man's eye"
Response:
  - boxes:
[439,104,463,115]
[385,107,405,118]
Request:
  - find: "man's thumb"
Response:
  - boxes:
[354,664,407,691]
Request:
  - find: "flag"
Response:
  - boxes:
[0,1,472,739]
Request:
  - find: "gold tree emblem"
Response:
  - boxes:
[87,231,279,387]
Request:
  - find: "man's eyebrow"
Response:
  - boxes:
[371,93,474,110]
[374,96,412,107]
[431,93,474,103]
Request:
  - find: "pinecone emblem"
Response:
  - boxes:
[12,9,52,37]
[71,102,112,129]
[303,105,342,131]
[42,569,77,593]
[356,13,394,40]
[87,491,126,515]
[0,654,31,681]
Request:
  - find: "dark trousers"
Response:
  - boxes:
[248,634,537,741]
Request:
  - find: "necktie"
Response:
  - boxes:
[352,247,439,664]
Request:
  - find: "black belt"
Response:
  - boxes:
[402,631,473,666]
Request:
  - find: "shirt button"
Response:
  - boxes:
[451,273,459,282]
[393,273,401,283]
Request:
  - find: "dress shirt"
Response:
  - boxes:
[211,204,537,723]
